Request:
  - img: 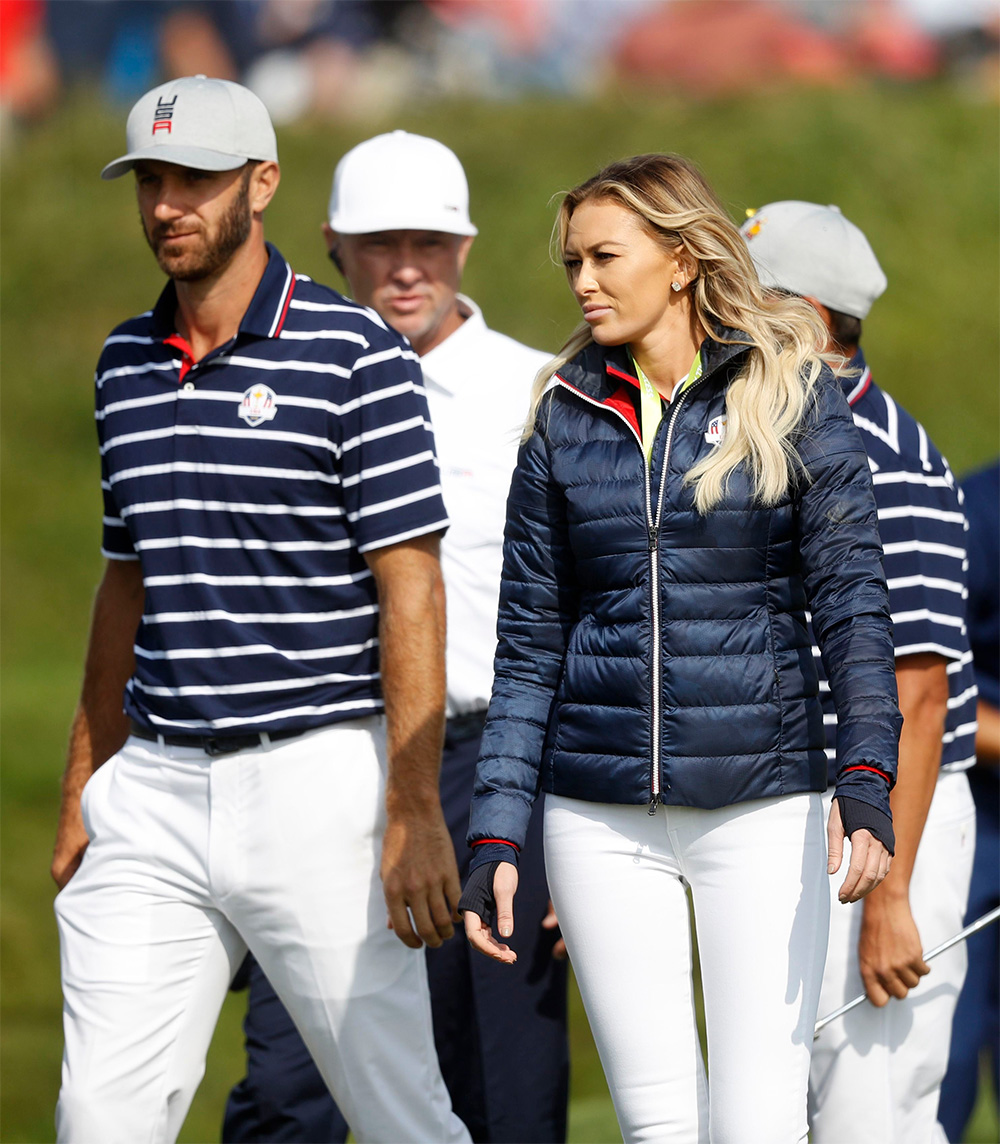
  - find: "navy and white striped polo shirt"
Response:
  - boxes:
[815,349,977,777]
[97,243,449,737]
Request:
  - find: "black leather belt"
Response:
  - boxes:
[129,718,305,757]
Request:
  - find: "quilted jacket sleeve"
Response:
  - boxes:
[796,372,902,818]
[468,411,580,852]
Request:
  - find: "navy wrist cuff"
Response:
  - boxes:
[468,841,519,872]
[836,795,895,855]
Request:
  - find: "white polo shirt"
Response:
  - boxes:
[421,296,549,717]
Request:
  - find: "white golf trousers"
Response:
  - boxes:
[809,770,976,1144]
[544,791,829,1144]
[54,720,469,1144]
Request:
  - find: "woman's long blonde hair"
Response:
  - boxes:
[528,154,831,514]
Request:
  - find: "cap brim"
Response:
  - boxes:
[330,211,478,238]
[101,146,253,181]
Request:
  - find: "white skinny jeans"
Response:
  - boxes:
[55,720,469,1144]
[544,792,829,1144]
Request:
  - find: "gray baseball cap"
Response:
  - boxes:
[740,200,887,319]
[102,75,278,180]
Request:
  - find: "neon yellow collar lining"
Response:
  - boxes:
[631,350,703,464]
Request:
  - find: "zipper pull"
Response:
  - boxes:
[648,524,659,552]
[647,794,660,816]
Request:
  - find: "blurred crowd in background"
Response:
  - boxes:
[1,0,998,130]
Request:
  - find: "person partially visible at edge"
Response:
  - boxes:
[457,154,903,1144]
[222,130,570,1144]
[940,460,999,1142]
[50,76,469,1144]
[742,199,978,1144]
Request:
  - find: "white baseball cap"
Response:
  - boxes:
[102,75,278,180]
[328,130,477,236]
[741,200,887,319]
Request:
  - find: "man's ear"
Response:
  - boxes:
[456,235,475,277]
[802,295,834,338]
[249,161,280,217]
[322,224,344,275]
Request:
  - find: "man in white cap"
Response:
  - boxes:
[743,201,977,1143]
[51,80,470,1144]
[223,130,570,1144]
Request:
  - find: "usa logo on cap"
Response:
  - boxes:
[152,95,177,135]
[239,384,278,426]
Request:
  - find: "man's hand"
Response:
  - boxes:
[464,861,518,965]
[365,534,452,950]
[541,899,567,960]
[848,653,946,994]
[51,805,90,890]
[858,891,929,1005]
[381,800,461,949]
[827,798,892,903]
[50,558,143,890]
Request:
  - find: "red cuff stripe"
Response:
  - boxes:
[472,839,520,851]
[842,764,892,784]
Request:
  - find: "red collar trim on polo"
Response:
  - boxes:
[846,365,872,407]
[163,334,195,384]
[266,259,296,338]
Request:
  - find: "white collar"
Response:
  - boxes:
[420,295,487,395]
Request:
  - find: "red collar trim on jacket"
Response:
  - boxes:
[554,368,642,442]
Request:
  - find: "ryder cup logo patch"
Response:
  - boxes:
[239,384,278,426]
[704,415,727,446]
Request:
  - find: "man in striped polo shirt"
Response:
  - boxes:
[50,76,470,1144]
[744,201,977,1143]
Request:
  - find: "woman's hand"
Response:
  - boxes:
[463,861,519,965]
[827,797,892,903]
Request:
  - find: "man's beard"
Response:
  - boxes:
[145,173,253,282]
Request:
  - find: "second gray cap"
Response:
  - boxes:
[741,200,887,319]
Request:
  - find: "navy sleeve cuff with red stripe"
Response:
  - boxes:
[469,840,519,872]
[834,760,894,850]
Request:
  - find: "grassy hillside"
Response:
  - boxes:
[2,81,997,1142]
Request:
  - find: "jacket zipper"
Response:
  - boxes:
[646,374,713,813]
[555,372,711,816]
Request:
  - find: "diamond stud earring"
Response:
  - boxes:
[671,281,682,292]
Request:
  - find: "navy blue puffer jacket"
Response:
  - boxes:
[468,331,901,853]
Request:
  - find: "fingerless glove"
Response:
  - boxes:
[836,795,895,855]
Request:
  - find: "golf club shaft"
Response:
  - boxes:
[814,905,1000,1037]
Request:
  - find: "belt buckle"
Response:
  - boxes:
[203,736,243,757]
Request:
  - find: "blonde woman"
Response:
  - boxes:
[459,155,901,1143]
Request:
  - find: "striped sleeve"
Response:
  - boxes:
[871,466,968,662]
[858,394,978,771]
[95,364,137,562]
[338,335,449,553]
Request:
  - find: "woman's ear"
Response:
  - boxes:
[675,248,699,289]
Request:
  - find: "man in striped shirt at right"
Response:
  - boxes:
[743,201,977,1144]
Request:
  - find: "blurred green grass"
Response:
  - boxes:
[2,81,997,1143]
